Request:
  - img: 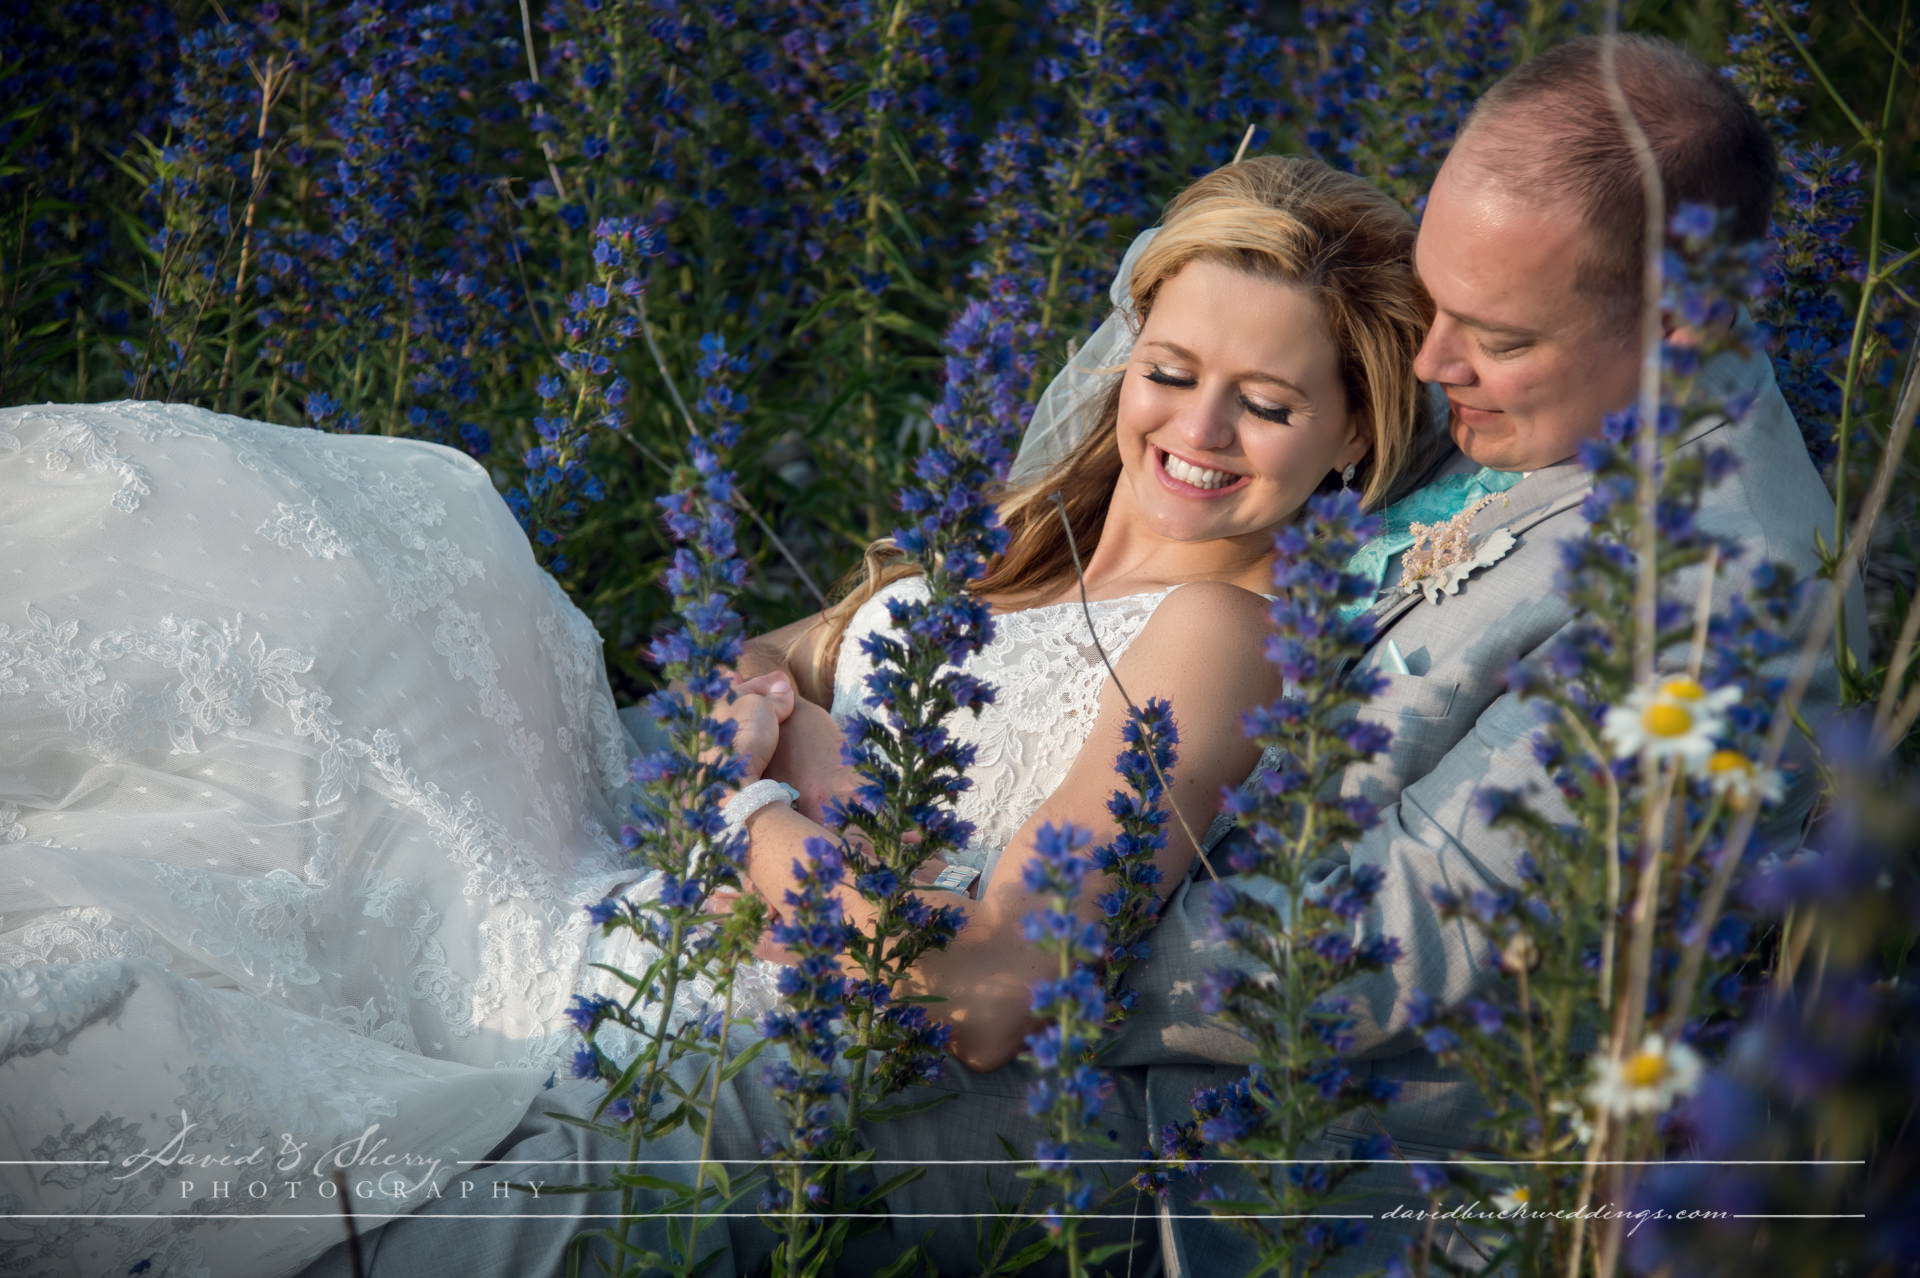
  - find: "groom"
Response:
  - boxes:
[307,33,1853,1278]
[1109,32,1857,1274]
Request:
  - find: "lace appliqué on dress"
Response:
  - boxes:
[830,578,1176,885]
[0,604,362,804]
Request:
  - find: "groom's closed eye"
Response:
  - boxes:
[1477,338,1532,359]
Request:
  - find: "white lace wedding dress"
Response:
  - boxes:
[0,402,1186,1277]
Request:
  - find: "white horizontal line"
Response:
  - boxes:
[22,1157,1857,1169]
[475,1157,1866,1167]
[0,1160,111,1166]
[17,1211,1870,1223]
[0,1212,1374,1221]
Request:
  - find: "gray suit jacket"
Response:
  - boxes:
[1108,331,1859,1270]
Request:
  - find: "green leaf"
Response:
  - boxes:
[847,1164,925,1209]
[1085,1240,1140,1264]
[718,1034,771,1082]
[610,1171,701,1196]
[867,1241,934,1278]
[517,1178,613,1197]
[863,307,947,348]
[860,1092,956,1122]
[686,1243,732,1277]
[997,1237,1057,1272]
[1190,1194,1270,1214]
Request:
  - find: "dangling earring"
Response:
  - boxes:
[1340,462,1357,490]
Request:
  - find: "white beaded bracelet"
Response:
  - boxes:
[720,779,799,843]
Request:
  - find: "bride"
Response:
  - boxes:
[0,154,1431,1275]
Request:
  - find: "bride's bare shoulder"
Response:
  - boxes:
[1121,579,1278,685]
[1155,578,1274,627]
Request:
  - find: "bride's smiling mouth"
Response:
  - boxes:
[1154,447,1249,496]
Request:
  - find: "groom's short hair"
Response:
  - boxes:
[1458,34,1776,325]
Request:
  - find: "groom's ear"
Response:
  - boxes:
[1658,306,1735,350]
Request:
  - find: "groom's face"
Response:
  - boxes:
[1413,145,1642,472]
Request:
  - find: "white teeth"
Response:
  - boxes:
[1161,451,1237,490]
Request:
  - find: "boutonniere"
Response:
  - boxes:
[1397,494,1516,604]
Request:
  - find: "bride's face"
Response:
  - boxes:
[1114,259,1365,551]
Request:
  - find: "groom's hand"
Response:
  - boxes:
[707,670,796,782]
[767,698,860,823]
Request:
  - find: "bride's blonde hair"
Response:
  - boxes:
[802,154,1432,683]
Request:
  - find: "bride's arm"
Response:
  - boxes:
[737,581,1280,1072]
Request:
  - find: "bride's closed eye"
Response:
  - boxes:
[1142,365,1295,425]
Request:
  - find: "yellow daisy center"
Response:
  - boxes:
[1640,702,1694,738]
[1622,1049,1669,1088]
[1707,749,1751,776]
[1660,676,1708,701]
[1511,1187,1530,1204]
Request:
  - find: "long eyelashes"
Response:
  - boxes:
[1240,399,1292,425]
[1142,366,1293,425]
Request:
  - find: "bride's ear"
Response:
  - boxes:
[1335,415,1373,474]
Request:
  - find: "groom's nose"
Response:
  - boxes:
[1414,316,1475,387]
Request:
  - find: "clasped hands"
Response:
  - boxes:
[704,670,832,820]
[703,672,957,954]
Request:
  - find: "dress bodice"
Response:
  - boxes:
[830,577,1177,889]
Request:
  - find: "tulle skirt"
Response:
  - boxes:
[0,401,662,1274]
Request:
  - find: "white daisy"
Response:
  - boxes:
[1584,1032,1704,1117]
[1703,749,1786,808]
[1601,675,1740,769]
[1550,1098,1594,1147]
[1491,1184,1532,1215]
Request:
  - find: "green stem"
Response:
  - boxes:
[1827,2,1902,674]
[1057,939,1083,1277]
[783,1157,803,1278]
[1759,0,1873,142]
[1677,795,1727,874]
[387,259,416,433]
[856,0,909,536]
[1876,243,1920,280]
[692,10,718,326]
[517,0,568,202]
[677,980,737,1276]
[1035,0,1111,344]
[221,58,279,409]
[1850,0,1919,72]
[349,337,368,418]
[164,177,248,405]
[623,913,692,1201]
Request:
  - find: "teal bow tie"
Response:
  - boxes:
[1338,466,1525,621]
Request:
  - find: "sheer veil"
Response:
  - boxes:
[1008,228,1159,485]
